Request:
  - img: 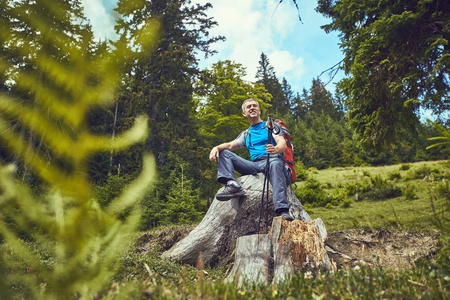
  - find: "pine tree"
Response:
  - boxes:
[308,78,343,120]
[0,0,96,182]
[291,89,309,120]
[157,165,205,225]
[113,0,223,228]
[317,0,450,151]
[114,0,221,163]
[255,52,290,115]
[281,77,295,114]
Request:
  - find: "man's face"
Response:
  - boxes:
[242,100,261,118]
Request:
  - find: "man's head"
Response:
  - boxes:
[241,98,260,112]
[242,98,262,124]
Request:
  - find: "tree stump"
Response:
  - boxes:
[162,173,313,267]
[226,217,335,286]
[225,234,271,286]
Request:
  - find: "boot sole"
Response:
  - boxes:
[216,192,245,201]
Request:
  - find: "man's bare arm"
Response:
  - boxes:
[265,135,287,155]
[209,140,240,162]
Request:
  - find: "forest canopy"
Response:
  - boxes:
[0,0,448,229]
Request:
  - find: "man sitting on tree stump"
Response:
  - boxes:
[209,98,294,221]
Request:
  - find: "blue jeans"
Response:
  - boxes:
[217,150,289,212]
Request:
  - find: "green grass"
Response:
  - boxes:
[308,195,447,233]
[303,160,450,233]
[306,160,448,187]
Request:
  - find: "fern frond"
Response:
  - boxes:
[0,1,161,298]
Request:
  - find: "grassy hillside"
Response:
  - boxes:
[101,160,449,299]
[304,160,449,233]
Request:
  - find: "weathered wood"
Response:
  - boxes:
[225,234,271,287]
[162,173,312,266]
[224,217,335,286]
[272,236,294,283]
[271,218,335,275]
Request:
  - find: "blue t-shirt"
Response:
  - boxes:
[235,121,283,161]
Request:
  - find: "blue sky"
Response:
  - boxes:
[82,0,345,94]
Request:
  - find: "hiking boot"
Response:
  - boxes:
[280,211,294,221]
[215,183,245,201]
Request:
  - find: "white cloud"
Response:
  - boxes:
[199,0,305,83]
[268,50,305,79]
[81,0,117,40]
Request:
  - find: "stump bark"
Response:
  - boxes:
[162,173,314,267]
[226,217,335,286]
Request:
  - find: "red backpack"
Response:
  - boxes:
[274,119,297,184]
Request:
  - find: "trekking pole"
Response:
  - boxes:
[257,115,274,235]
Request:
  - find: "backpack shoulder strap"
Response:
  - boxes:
[242,127,251,147]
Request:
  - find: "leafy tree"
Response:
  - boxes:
[196,60,272,144]
[317,0,450,151]
[194,60,275,201]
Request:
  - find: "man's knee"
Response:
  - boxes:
[219,149,232,156]
[218,149,233,161]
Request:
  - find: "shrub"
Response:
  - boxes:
[388,171,402,181]
[295,161,308,181]
[401,184,417,200]
[399,163,412,171]
[345,175,401,201]
[363,175,402,200]
[407,165,441,180]
[308,167,319,174]
[294,177,345,207]
[436,179,450,201]
[340,198,353,208]
[344,180,371,197]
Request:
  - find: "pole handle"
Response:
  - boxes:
[267,114,274,130]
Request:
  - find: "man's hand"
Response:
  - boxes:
[209,141,239,162]
[209,146,219,162]
[265,144,279,154]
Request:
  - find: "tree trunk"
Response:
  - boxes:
[162,173,313,267]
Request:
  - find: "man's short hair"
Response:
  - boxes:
[241,98,260,112]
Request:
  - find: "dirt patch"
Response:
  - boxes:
[326,229,439,270]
